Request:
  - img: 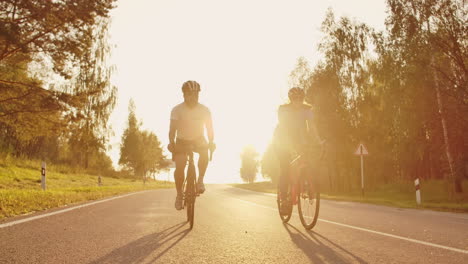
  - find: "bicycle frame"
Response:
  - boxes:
[288,154,308,205]
[277,145,324,228]
[176,143,214,230]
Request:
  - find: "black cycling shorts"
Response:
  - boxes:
[174,137,208,155]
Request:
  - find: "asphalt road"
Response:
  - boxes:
[1,185,467,263]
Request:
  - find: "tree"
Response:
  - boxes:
[0,0,116,120]
[119,100,141,176]
[297,2,467,197]
[302,10,377,191]
[385,0,467,193]
[119,100,168,181]
[0,0,117,165]
[67,18,117,169]
[141,131,167,182]
[0,0,116,77]
[240,145,259,183]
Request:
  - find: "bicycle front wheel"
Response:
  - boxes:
[298,178,320,230]
[185,166,196,229]
[277,184,292,223]
[187,198,194,229]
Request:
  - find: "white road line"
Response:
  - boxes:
[0,191,148,229]
[229,187,276,197]
[221,194,468,255]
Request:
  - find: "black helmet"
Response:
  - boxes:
[182,80,201,93]
[288,87,305,99]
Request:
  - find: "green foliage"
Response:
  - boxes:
[0,1,117,173]
[67,19,117,169]
[119,100,168,181]
[283,1,467,196]
[0,0,116,78]
[240,145,259,183]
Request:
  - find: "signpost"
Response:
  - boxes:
[354,143,369,196]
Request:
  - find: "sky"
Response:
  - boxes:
[107,0,388,183]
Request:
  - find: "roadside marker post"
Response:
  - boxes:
[41,162,46,191]
[354,143,369,196]
[414,178,421,205]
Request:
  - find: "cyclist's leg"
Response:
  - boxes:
[174,152,187,195]
[173,143,187,210]
[197,150,208,180]
[196,151,208,194]
[277,148,290,201]
[195,139,209,193]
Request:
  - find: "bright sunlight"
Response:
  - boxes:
[107,0,387,183]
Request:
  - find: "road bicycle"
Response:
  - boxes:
[181,145,214,230]
[277,146,324,230]
[181,147,197,229]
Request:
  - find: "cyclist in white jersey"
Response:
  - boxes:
[168,80,216,210]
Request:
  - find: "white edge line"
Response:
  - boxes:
[219,193,468,255]
[0,191,149,229]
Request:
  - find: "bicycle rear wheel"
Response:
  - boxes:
[277,184,292,223]
[298,178,320,230]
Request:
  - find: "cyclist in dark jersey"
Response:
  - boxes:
[273,87,324,215]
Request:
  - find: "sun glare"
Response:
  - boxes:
[107,0,387,183]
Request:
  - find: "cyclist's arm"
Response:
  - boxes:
[206,114,214,144]
[169,106,180,145]
[169,119,178,145]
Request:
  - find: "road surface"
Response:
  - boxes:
[1,185,467,263]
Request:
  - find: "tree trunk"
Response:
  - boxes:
[434,71,456,197]
[426,12,457,197]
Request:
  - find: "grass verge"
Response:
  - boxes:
[231,180,468,213]
[0,161,174,220]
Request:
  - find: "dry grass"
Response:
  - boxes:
[0,159,173,220]
[232,180,468,213]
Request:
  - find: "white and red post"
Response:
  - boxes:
[414,178,421,205]
[41,162,46,191]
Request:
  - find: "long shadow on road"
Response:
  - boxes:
[89,222,189,264]
[284,223,367,264]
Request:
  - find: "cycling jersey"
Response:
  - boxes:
[274,103,314,149]
[170,103,212,141]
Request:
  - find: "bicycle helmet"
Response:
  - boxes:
[288,87,305,99]
[182,80,201,93]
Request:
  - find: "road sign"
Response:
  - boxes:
[354,143,368,196]
[354,143,369,155]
